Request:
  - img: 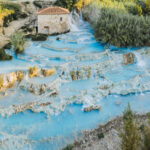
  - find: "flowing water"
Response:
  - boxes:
[0,13,150,150]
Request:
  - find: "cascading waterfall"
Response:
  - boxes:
[134,50,150,75]
[134,51,146,68]
[69,10,82,32]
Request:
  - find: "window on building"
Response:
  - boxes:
[60,17,63,21]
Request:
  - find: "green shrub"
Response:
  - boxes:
[21,25,33,33]
[97,133,104,139]
[120,103,141,150]
[94,8,150,47]
[0,48,12,61]
[62,144,74,150]
[25,34,34,39]
[55,0,77,11]
[136,4,143,15]
[136,0,146,14]
[139,124,145,132]
[82,1,101,25]
[124,2,137,15]
[33,1,42,8]
[1,2,22,27]
[145,0,150,15]
[19,13,28,19]
[82,0,150,47]
[1,2,21,16]
[9,31,27,54]
[31,34,48,41]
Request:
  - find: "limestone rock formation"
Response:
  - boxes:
[123,53,135,65]
[41,68,56,77]
[0,72,16,92]
[84,105,101,112]
[28,66,38,78]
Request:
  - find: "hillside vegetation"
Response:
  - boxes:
[82,0,150,47]
[55,0,91,11]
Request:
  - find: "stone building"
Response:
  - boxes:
[37,6,70,35]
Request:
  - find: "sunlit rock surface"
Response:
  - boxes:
[0,72,18,92]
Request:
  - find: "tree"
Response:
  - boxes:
[55,0,78,11]
[120,103,141,150]
[9,31,27,54]
[74,0,91,10]
[145,0,150,15]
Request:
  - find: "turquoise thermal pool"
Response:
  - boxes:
[0,16,150,150]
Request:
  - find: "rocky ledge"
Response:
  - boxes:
[0,67,55,93]
[68,114,149,150]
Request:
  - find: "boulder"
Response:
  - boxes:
[123,53,135,65]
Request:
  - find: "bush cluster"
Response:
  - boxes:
[0,48,12,61]
[127,0,150,16]
[33,1,42,8]
[94,8,150,47]
[55,0,78,11]
[1,2,27,27]
[83,0,150,47]
[31,34,48,41]
[9,31,27,54]
[97,133,104,139]
[21,25,33,33]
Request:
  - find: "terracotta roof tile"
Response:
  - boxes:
[38,6,70,15]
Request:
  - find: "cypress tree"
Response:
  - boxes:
[120,103,141,150]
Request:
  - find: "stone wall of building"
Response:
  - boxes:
[38,14,70,35]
